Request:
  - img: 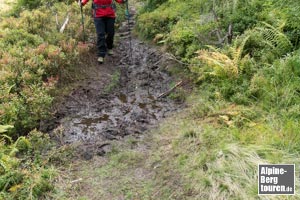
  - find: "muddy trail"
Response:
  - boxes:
[48,14,183,159]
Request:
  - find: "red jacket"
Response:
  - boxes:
[82,0,125,18]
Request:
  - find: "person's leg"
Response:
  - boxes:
[94,18,106,58]
[106,17,116,51]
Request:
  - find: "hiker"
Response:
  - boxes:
[79,0,127,64]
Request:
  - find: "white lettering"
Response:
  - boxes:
[261,167,266,174]
[261,185,286,192]
[261,176,265,183]
[267,168,273,175]
[261,167,285,175]
[266,177,278,184]
[260,176,278,184]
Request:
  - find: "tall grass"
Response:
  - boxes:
[135,0,300,198]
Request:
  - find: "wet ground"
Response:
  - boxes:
[49,15,183,158]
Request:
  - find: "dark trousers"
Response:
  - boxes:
[94,17,115,57]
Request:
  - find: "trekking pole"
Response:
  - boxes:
[125,0,133,64]
[79,0,86,42]
[79,1,91,115]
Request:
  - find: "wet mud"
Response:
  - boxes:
[49,16,183,158]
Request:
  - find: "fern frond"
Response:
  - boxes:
[205,45,220,52]
[196,31,251,78]
[232,35,250,64]
[255,22,293,55]
[198,49,238,77]
[0,159,7,173]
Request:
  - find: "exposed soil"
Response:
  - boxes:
[48,13,184,159]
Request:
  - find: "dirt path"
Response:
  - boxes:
[47,8,188,199]
[48,12,183,159]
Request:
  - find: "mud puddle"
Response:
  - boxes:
[49,15,183,158]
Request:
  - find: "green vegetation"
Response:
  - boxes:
[0,129,55,200]
[0,1,91,136]
[135,0,300,198]
[2,0,300,199]
[0,0,131,198]
[0,1,91,199]
[0,0,14,13]
[104,70,121,93]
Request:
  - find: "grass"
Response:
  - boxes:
[4,0,297,199]
[147,91,300,199]
[52,88,300,199]
[52,136,155,199]
[104,70,121,93]
[50,39,300,199]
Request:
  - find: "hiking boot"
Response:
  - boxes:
[107,49,114,56]
[97,57,104,64]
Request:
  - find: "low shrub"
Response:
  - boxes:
[0,2,89,136]
[0,128,57,200]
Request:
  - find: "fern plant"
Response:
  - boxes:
[197,35,250,78]
[254,22,293,56]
